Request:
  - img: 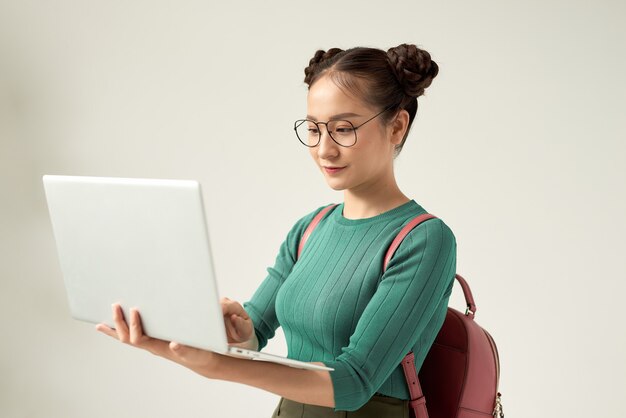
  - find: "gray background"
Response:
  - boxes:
[1,1,624,417]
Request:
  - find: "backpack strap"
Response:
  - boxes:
[384,213,437,418]
[402,352,429,418]
[383,213,437,272]
[297,203,338,260]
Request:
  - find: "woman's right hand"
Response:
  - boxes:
[220,297,256,348]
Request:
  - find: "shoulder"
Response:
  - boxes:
[403,216,456,244]
[388,215,457,269]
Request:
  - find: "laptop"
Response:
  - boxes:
[43,174,332,372]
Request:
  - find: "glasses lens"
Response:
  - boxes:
[295,120,319,147]
[328,120,357,147]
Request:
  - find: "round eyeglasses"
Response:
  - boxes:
[293,106,393,148]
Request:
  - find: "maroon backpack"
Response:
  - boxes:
[297,204,504,418]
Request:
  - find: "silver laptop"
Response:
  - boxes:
[43,174,332,372]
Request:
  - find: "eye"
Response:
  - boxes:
[332,122,355,135]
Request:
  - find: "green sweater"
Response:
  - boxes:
[243,200,457,411]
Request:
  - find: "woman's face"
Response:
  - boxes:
[306,75,402,193]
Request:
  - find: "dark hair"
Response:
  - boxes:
[303,44,439,156]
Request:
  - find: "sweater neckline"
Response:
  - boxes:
[331,199,423,226]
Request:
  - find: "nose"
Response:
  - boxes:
[316,124,339,160]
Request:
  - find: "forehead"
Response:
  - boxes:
[306,75,373,119]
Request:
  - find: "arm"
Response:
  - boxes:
[96,304,335,407]
[202,352,334,407]
[323,218,457,410]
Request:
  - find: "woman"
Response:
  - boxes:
[97,43,457,418]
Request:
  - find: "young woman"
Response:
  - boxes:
[97,43,457,418]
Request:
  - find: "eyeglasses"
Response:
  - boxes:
[293,106,393,148]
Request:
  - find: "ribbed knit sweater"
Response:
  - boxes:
[243,200,457,411]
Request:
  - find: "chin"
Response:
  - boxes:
[324,178,348,191]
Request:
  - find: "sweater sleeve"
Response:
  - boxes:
[323,218,457,411]
[242,205,329,350]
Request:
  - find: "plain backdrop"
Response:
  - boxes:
[1,1,625,417]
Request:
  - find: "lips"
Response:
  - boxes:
[323,166,346,174]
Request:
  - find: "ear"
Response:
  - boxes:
[388,109,410,146]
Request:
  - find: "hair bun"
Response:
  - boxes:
[304,48,344,85]
[387,44,439,98]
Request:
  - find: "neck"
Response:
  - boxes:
[341,171,410,220]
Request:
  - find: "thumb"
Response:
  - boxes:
[169,341,197,361]
[168,341,217,371]
[170,341,186,355]
[170,341,200,363]
[225,317,248,343]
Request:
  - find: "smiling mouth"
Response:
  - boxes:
[323,166,346,174]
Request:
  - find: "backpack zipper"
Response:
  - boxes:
[484,329,504,417]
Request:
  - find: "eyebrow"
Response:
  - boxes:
[306,112,362,121]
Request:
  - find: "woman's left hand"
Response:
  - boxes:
[96,303,222,376]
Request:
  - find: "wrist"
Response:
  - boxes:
[248,332,259,351]
[231,332,259,351]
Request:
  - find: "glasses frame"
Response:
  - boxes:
[294,105,395,148]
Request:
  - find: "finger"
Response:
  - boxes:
[129,308,145,345]
[225,315,241,342]
[112,303,130,343]
[95,323,119,339]
[235,304,250,320]
[221,298,249,320]
[221,298,233,316]
[232,315,252,340]
[127,309,169,354]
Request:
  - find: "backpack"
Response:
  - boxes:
[297,204,504,418]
